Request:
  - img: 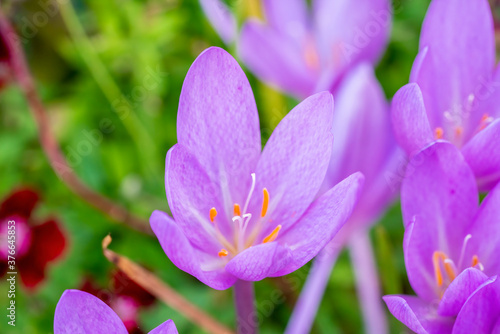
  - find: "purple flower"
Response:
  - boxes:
[321,63,401,243]
[54,290,177,333]
[199,0,392,99]
[198,0,236,44]
[150,47,364,290]
[383,142,500,333]
[284,63,402,334]
[391,0,500,191]
[79,271,156,333]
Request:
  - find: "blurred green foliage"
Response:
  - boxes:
[2,0,484,333]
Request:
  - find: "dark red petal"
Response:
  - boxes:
[0,32,8,62]
[0,12,12,63]
[112,271,155,307]
[0,14,14,89]
[28,219,66,263]
[0,29,9,89]
[126,323,145,334]
[17,256,45,289]
[0,188,39,220]
[15,219,66,289]
[0,34,10,62]
[0,260,7,277]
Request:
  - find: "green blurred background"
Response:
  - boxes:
[0,0,498,333]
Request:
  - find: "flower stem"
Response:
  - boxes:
[233,280,257,334]
[284,241,342,334]
[349,231,387,334]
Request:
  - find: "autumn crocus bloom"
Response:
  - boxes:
[80,271,156,334]
[0,188,66,289]
[199,0,392,98]
[150,47,364,291]
[392,0,500,191]
[384,142,500,333]
[54,290,177,334]
[321,64,401,245]
[287,64,402,334]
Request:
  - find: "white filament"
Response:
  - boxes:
[242,173,256,216]
[457,234,472,270]
[444,258,457,275]
[241,213,252,235]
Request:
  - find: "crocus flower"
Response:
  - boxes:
[383,142,500,333]
[199,0,392,99]
[285,63,402,334]
[391,0,500,191]
[321,63,401,245]
[80,271,156,334]
[198,0,236,45]
[54,290,177,334]
[0,188,66,289]
[150,47,364,290]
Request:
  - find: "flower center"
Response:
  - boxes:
[208,173,282,258]
[434,105,494,146]
[432,234,484,296]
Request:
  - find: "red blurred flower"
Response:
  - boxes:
[0,188,66,289]
[80,271,156,334]
[0,12,13,89]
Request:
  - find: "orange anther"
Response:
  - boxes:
[263,225,281,244]
[472,255,479,267]
[435,127,444,139]
[433,252,444,287]
[433,251,457,287]
[455,126,463,136]
[261,188,269,217]
[218,249,228,257]
[479,114,492,130]
[233,203,241,217]
[209,207,217,223]
[444,261,456,281]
